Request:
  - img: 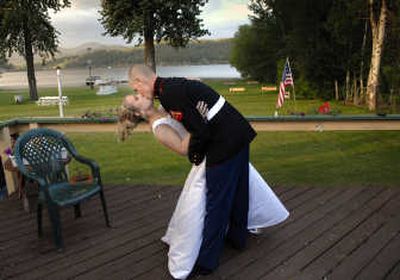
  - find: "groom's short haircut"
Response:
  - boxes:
[128,64,155,82]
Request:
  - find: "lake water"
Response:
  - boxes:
[0,64,241,88]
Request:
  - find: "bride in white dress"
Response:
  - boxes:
[119,94,289,280]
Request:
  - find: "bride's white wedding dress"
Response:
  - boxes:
[152,117,289,280]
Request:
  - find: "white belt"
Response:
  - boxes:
[207,96,225,121]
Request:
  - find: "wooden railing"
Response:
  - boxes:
[1,115,400,195]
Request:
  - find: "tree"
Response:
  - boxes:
[0,0,71,100]
[233,0,399,110]
[237,1,365,100]
[236,0,341,95]
[366,0,388,111]
[230,22,281,83]
[100,0,209,71]
[325,0,370,104]
[381,1,400,110]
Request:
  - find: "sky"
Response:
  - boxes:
[50,0,251,49]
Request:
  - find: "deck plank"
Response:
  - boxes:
[214,187,351,279]
[263,188,399,280]
[384,259,400,280]
[332,205,400,280]
[1,185,176,266]
[1,185,399,280]
[4,188,180,280]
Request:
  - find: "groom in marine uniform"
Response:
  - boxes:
[127,64,257,274]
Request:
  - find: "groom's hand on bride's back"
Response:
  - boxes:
[188,135,205,165]
[188,134,207,165]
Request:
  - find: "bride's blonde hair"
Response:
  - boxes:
[117,105,145,141]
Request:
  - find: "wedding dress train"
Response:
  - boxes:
[153,117,289,280]
[161,161,290,280]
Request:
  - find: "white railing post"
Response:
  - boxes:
[56,68,64,118]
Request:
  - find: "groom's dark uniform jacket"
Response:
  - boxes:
[154,77,256,166]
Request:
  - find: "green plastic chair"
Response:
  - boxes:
[14,128,110,250]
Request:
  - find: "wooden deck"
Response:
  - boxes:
[1,185,400,280]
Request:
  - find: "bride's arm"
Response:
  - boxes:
[153,124,189,156]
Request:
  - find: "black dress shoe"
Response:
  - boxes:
[226,237,246,251]
[198,267,212,275]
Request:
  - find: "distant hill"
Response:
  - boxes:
[8,39,233,70]
[57,42,127,58]
[6,42,133,68]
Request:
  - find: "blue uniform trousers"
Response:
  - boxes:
[196,145,249,271]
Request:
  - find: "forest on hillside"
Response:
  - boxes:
[35,39,233,70]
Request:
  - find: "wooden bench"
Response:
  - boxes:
[261,86,277,92]
[229,87,246,93]
[36,96,69,106]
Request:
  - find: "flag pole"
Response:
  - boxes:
[286,57,296,113]
[287,58,296,102]
[274,78,279,117]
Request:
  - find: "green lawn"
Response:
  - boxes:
[66,131,400,188]
[0,80,370,121]
[0,86,132,120]
[1,82,398,188]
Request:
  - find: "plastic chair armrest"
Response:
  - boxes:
[72,154,101,180]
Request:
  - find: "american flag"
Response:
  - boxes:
[276,59,293,109]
